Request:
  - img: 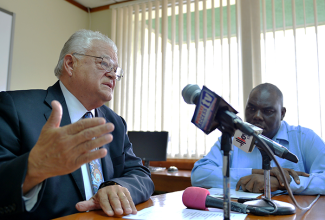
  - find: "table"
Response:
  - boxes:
[54,190,325,220]
[150,169,191,192]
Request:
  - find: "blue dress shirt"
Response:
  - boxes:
[191,121,325,195]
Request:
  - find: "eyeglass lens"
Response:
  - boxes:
[100,59,123,80]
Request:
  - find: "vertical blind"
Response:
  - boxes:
[260,0,325,140]
[109,0,324,159]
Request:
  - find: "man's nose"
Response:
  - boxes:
[105,71,117,80]
[253,110,263,120]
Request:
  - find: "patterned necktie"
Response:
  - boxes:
[82,112,104,194]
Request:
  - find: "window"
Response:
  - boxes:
[109,0,324,159]
[260,0,325,138]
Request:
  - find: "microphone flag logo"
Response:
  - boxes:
[235,134,247,147]
[191,86,219,134]
[187,84,238,135]
[232,122,263,153]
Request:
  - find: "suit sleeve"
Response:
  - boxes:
[106,116,154,204]
[0,92,29,215]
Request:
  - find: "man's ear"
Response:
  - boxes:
[281,107,286,120]
[63,54,74,76]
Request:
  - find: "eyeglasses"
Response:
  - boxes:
[72,53,124,81]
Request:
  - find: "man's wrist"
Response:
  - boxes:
[252,169,263,175]
[99,181,121,189]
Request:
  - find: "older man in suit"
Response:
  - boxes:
[0,29,154,219]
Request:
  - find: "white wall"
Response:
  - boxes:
[0,0,88,90]
[0,8,13,91]
[90,9,112,38]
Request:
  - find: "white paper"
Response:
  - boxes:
[123,206,247,220]
[208,187,262,199]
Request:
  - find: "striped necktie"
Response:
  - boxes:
[82,112,104,194]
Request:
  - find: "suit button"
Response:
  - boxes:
[11,203,16,211]
[8,204,15,212]
[4,206,10,214]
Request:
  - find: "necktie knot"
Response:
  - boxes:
[83,112,93,119]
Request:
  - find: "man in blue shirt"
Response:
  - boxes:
[191,83,325,195]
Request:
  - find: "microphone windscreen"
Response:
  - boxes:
[182,187,210,210]
[182,84,200,104]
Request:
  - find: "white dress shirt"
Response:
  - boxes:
[23,81,99,210]
[59,81,96,201]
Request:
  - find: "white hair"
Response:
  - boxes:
[54,29,118,78]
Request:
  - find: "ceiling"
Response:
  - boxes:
[73,0,128,8]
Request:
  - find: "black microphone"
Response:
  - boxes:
[232,123,298,163]
[256,134,298,163]
[182,187,269,216]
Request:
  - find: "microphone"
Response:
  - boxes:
[182,84,201,104]
[256,134,298,163]
[232,123,298,163]
[182,187,268,216]
[182,84,243,135]
[233,122,263,153]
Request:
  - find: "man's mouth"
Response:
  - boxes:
[102,82,113,89]
[253,123,264,129]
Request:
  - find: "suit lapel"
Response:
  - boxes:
[44,81,86,200]
[44,81,70,126]
[96,107,114,181]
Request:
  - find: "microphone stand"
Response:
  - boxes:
[221,132,233,220]
[243,150,296,215]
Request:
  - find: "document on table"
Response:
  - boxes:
[123,206,247,220]
[208,187,262,199]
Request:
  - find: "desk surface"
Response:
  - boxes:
[151,169,191,176]
[150,170,192,192]
[55,191,325,220]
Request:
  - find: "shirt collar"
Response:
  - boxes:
[59,81,95,123]
[272,121,289,143]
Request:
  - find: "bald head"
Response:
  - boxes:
[245,83,286,139]
[249,83,283,107]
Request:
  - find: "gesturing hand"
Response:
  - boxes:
[75,185,137,216]
[23,100,114,194]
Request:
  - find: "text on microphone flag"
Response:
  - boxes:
[192,86,220,134]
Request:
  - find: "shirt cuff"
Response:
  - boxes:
[22,182,43,211]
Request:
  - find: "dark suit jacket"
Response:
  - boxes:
[0,81,154,220]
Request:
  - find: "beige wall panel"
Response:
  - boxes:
[0,0,88,90]
[90,9,112,38]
